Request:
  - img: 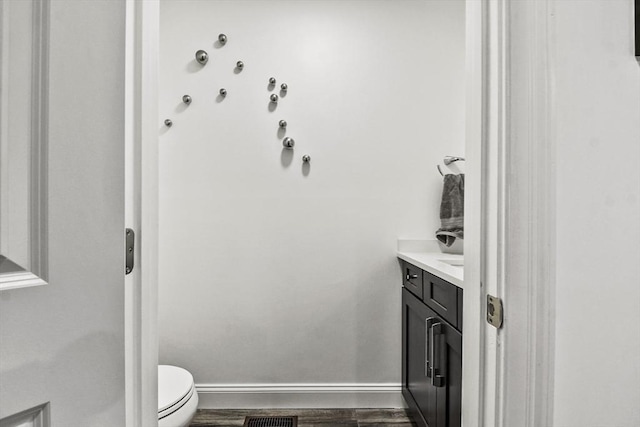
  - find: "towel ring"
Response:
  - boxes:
[444,156,465,165]
[438,156,465,176]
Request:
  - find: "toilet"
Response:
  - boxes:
[158,365,199,427]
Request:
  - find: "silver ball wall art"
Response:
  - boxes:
[166,41,312,173]
[283,137,295,148]
[195,50,208,65]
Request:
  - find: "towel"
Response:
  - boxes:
[435,174,464,247]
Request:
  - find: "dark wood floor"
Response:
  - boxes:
[190,408,417,427]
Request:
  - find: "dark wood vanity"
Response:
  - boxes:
[400,259,463,427]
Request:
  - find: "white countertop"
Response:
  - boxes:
[397,239,464,289]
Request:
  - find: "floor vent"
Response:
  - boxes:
[243,416,298,427]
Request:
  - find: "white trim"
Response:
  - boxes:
[197,383,402,394]
[478,1,509,426]
[29,0,49,282]
[0,402,50,427]
[0,271,46,291]
[125,0,159,426]
[138,1,160,426]
[462,0,487,425]
[466,1,557,425]
[473,0,557,425]
[195,383,405,409]
[498,0,556,425]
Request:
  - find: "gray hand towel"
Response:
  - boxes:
[435,174,464,247]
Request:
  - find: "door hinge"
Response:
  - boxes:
[487,295,503,329]
[125,228,135,275]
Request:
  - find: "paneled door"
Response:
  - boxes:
[0,0,128,426]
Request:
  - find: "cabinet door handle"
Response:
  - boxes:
[425,317,435,377]
[430,322,446,387]
[406,273,419,280]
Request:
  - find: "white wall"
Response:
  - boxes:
[158,0,465,407]
[552,1,640,425]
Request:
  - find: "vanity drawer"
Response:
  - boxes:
[423,271,458,328]
[401,260,423,299]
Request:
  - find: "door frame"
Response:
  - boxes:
[461,0,486,424]
[125,0,159,426]
[128,1,556,426]
[495,0,557,425]
[465,0,556,426]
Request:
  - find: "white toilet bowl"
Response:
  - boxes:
[158,365,199,427]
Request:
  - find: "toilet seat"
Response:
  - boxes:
[158,365,197,423]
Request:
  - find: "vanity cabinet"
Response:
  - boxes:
[401,261,462,427]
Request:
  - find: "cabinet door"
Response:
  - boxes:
[403,288,462,427]
[434,320,462,427]
[402,289,438,427]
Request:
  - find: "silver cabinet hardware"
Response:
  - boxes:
[125,228,135,275]
[302,155,311,163]
[487,295,504,328]
[429,321,436,380]
[280,83,288,91]
[283,137,295,148]
[406,273,419,280]
[425,317,435,377]
[236,60,244,70]
[195,49,208,65]
[279,120,287,128]
[219,88,227,97]
[430,322,445,387]
[218,33,227,44]
[270,94,279,103]
[164,119,173,127]
[182,95,192,105]
[269,77,276,85]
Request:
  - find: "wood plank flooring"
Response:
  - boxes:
[190,408,417,427]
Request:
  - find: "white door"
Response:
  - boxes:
[0,0,128,426]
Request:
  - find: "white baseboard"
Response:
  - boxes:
[195,383,406,409]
